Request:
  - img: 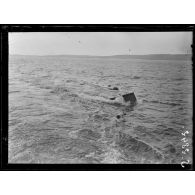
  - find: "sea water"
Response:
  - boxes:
[9,55,193,164]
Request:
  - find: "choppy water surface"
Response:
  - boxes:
[9,55,192,164]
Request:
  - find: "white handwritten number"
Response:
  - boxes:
[181,160,190,168]
[181,128,190,168]
[182,143,189,149]
[182,131,189,136]
[181,137,188,142]
[182,148,189,154]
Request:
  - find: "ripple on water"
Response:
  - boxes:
[9,56,192,164]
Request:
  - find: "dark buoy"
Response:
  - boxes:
[116,115,121,119]
[112,87,119,90]
[122,92,137,105]
[110,97,116,100]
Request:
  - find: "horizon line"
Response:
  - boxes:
[9,53,192,57]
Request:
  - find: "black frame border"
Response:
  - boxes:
[0,24,194,171]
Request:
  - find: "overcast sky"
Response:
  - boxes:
[9,32,192,56]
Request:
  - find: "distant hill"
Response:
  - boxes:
[10,54,192,61]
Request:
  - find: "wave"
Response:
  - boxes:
[9,90,20,94]
[50,86,69,94]
[154,127,180,138]
[143,99,181,106]
[116,131,164,162]
[132,76,141,79]
[172,77,187,81]
[77,129,102,141]
[123,75,141,80]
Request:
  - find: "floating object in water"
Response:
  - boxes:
[110,97,116,100]
[109,87,119,90]
[116,115,121,119]
[122,92,137,106]
[113,87,119,90]
[108,91,137,107]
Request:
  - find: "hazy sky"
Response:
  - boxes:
[9,32,192,56]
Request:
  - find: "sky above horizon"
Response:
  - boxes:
[9,32,192,56]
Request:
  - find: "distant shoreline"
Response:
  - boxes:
[10,54,192,61]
